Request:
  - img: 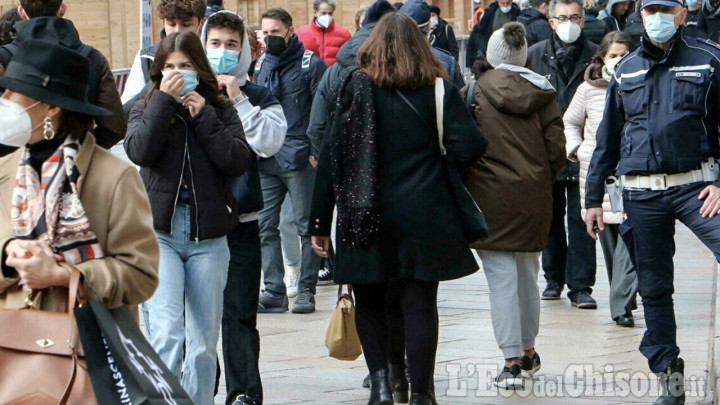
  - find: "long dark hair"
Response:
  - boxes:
[588,31,635,79]
[146,31,229,107]
[358,12,446,89]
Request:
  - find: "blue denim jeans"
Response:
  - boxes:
[258,159,321,295]
[143,203,230,405]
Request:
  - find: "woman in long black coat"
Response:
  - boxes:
[309,12,487,405]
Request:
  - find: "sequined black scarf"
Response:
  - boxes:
[327,67,379,249]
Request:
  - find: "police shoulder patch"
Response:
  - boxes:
[704,39,720,51]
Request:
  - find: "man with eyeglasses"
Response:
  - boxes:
[585,0,720,403]
[527,0,599,310]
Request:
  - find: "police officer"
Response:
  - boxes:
[585,0,720,402]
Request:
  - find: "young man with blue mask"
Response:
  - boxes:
[201,10,288,405]
[586,0,720,403]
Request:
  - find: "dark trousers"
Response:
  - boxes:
[353,279,439,395]
[222,221,263,404]
[622,182,720,372]
[542,180,597,296]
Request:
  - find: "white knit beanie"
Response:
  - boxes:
[486,22,528,68]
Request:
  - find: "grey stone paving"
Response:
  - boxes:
[214,224,716,404]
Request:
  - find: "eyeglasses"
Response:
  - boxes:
[554,14,583,23]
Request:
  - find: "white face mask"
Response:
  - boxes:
[0,99,41,147]
[317,14,333,29]
[604,55,623,75]
[430,16,439,28]
[500,5,513,13]
[556,21,581,44]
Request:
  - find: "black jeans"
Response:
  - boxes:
[353,279,439,395]
[622,182,720,372]
[222,221,263,404]
[542,180,597,296]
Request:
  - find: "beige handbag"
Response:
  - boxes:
[325,285,362,361]
[0,265,96,405]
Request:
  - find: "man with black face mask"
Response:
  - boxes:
[527,0,599,309]
[253,7,327,315]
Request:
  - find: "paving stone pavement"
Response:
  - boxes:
[214,224,716,404]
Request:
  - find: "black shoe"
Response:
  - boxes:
[389,363,409,403]
[519,351,541,378]
[232,394,261,405]
[570,291,597,309]
[409,393,432,405]
[362,373,372,389]
[494,364,523,390]
[318,266,333,285]
[654,358,685,405]
[368,369,393,405]
[541,283,562,300]
[615,312,635,327]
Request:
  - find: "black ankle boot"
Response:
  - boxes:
[389,363,409,403]
[409,393,432,405]
[368,369,393,405]
[654,358,685,405]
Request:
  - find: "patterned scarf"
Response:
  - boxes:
[327,67,380,249]
[10,139,104,265]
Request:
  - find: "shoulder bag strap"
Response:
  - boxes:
[434,77,445,155]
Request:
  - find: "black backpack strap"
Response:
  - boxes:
[465,78,477,114]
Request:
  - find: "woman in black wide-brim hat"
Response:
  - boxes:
[0,40,160,389]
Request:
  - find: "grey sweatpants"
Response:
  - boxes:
[478,250,541,360]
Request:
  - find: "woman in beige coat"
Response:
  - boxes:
[0,40,159,313]
[563,31,637,327]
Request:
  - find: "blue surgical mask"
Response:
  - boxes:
[162,69,199,96]
[686,0,698,6]
[644,11,678,43]
[206,48,241,75]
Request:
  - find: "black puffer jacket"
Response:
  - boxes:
[125,90,252,240]
[517,8,553,47]
[583,9,609,44]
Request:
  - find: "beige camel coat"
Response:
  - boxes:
[0,135,159,312]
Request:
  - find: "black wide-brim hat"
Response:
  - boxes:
[0,39,110,117]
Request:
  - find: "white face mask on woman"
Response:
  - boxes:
[604,55,623,75]
[0,99,41,147]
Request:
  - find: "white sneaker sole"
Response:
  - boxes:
[287,287,299,298]
[495,377,524,390]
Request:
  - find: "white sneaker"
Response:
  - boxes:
[285,265,300,298]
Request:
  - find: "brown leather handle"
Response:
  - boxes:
[58,262,82,311]
[337,284,353,303]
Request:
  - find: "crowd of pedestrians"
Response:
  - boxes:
[3,0,720,404]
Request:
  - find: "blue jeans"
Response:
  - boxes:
[622,182,720,372]
[143,203,230,405]
[258,159,321,295]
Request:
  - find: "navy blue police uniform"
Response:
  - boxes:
[587,26,720,375]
